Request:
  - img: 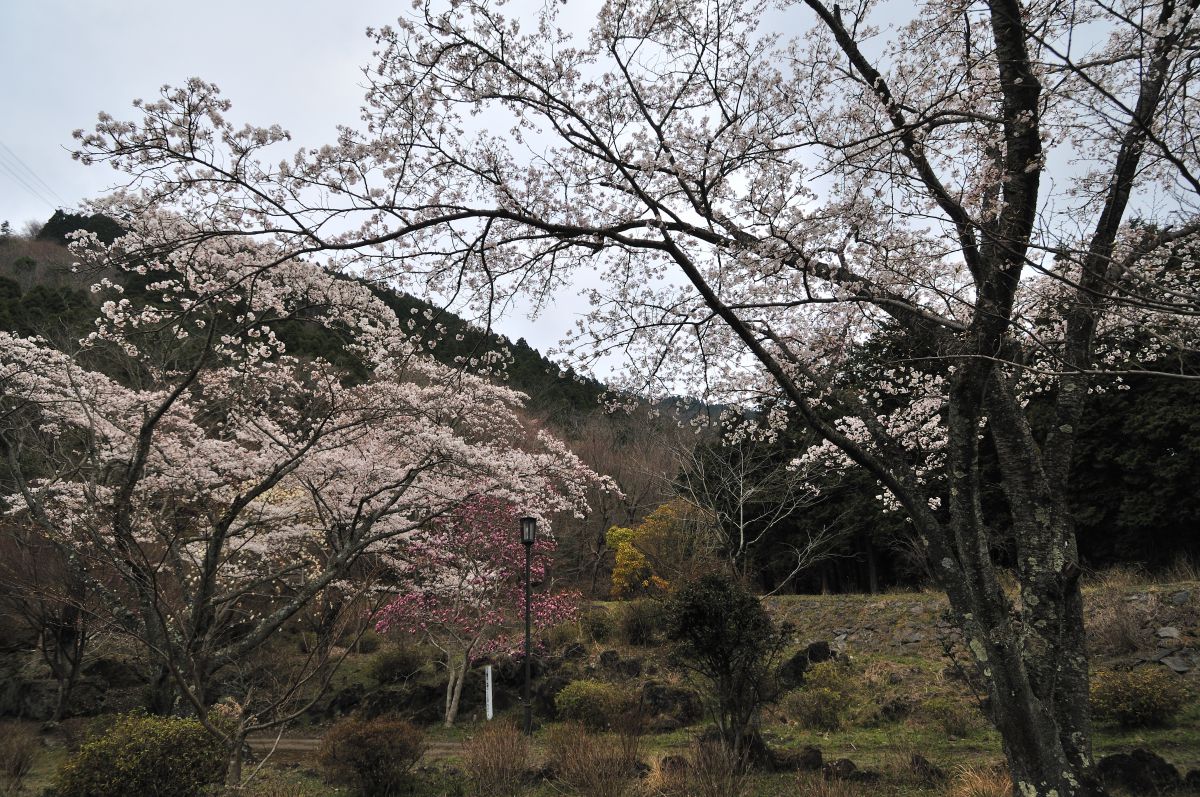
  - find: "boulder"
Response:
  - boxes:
[1168,590,1191,606]
[641,681,703,726]
[805,641,834,664]
[909,754,946,785]
[82,657,144,688]
[1097,749,1181,794]
[1157,627,1181,640]
[774,745,822,772]
[823,758,857,780]
[777,650,810,690]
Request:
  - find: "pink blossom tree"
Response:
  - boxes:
[67,1,1200,791]
[375,496,578,726]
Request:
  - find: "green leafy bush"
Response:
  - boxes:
[556,680,632,730]
[666,574,787,762]
[620,599,666,646]
[318,715,425,796]
[580,607,614,643]
[782,686,850,731]
[367,644,428,684]
[49,712,225,797]
[1090,667,1190,727]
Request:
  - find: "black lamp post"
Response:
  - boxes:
[519,515,537,736]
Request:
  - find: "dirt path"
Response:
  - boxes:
[247,735,465,766]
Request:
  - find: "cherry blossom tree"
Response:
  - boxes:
[374,495,578,726]
[68,0,1200,791]
[0,224,599,782]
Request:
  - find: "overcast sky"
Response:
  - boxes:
[0,0,588,352]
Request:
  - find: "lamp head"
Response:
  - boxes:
[519,516,537,545]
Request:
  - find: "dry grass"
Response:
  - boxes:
[545,722,641,797]
[948,765,1012,797]
[685,739,748,797]
[792,772,869,796]
[0,725,38,797]
[464,720,530,797]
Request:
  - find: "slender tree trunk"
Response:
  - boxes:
[444,654,468,727]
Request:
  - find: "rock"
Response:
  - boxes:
[1168,590,1191,606]
[777,650,810,689]
[823,758,857,780]
[910,754,946,785]
[598,650,621,670]
[805,641,834,664]
[1097,749,1181,794]
[878,696,914,722]
[533,674,571,719]
[641,681,703,726]
[1160,654,1194,674]
[775,745,823,772]
[82,658,144,688]
[1157,627,1181,639]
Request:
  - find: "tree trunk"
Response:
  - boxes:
[444,654,469,727]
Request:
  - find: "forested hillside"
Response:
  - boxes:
[2,212,1198,598]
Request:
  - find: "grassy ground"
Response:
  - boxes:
[5,579,1197,796]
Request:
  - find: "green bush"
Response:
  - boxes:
[318,715,425,796]
[581,607,614,643]
[782,686,850,731]
[556,680,632,730]
[1091,667,1190,728]
[620,599,666,646]
[920,696,978,737]
[367,644,428,684]
[49,712,225,797]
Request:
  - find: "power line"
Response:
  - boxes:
[0,139,69,207]
[0,155,57,210]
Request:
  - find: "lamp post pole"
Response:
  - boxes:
[519,516,537,736]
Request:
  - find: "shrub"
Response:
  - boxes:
[318,715,425,796]
[781,660,856,731]
[580,606,614,643]
[1090,667,1189,727]
[782,687,850,731]
[544,722,641,797]
[367,644,428,684]
[542,621,581,651]
[619,599,665,646]
[463,720,529,797]
[0,724,38,796]
[49,712,225,797]
[354,629,383,654]
[920,697,978,737]
[556,679,631,730]
[666,574,787,760]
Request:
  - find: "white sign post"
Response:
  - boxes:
[485,664,494,720]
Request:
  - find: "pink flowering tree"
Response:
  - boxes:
[375,495,578,726]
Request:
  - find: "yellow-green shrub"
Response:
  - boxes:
[920,696,978,737]
[556,679,632,730]
[1090,667,1189,727]
[50,712,225,797]
[782,686,850,731]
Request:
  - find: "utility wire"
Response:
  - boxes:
[0,155,57,210]
[0,140,69,207]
